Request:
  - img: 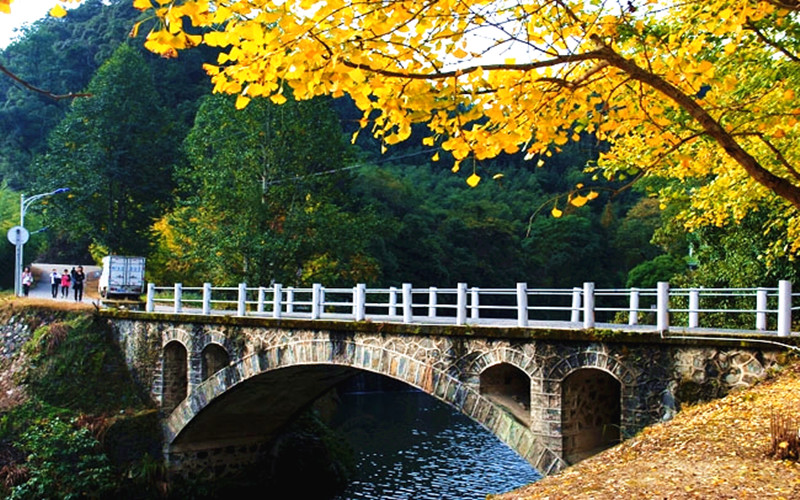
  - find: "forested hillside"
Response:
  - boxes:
[1,0,797,291]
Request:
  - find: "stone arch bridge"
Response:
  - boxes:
[103,310,795,477]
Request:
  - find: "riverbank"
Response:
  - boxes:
[494,361,800,499]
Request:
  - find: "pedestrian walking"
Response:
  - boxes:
[60,269,71,298]
[21,267,33,297]
[73,265,85,302]
[49,268,59,298]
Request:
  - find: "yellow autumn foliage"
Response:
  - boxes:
[7,0,800,259]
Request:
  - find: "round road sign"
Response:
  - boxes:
[7,226,29,245]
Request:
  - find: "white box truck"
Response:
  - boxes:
[98,255,146,300]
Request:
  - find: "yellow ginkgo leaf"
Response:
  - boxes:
[133,0,151,10]
[49,4,67,17]
[269,92,287,105]
[466,173,481,187]
[551,206,563,218]
[235,94,251,110]
[432,152,440,162]
[570,195,588,207]
[451,160,461,173]
[492,173,505,180]
[586,191,599,200]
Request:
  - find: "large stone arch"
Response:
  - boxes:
[163,338,564,475]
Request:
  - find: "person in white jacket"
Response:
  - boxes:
[49,268,60,298]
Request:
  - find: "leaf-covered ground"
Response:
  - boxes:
[494,363,800,499]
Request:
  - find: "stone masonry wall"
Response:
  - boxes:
[106,315,789,475]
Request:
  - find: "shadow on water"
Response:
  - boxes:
[329,376,541,500]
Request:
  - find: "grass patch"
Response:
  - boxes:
[21,314,147,413]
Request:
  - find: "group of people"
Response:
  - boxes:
[49,267,86,301]
[19,266,86,301]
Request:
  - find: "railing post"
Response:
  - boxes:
[756,287,767,331]
[312,283,322,319]
[570,287,581,323]
[146,283,155,313]
[402,283,413,324]
[778,280,792,337]
[428,286,437,318]
[516,282,529,327]
[202,282,211,315]
[174,283,182,314]
[286,287,295,314]
[355,283,366,321]
[389,286,398,317]
[471,286,480,319]
[583,282,595,329]
[657,281,669,334]
[628,287,639,326]
[273,284,283,319]
[688,288,700,328]
[237,282,247,316]
[257,286,266,314]
[456,282,467,325]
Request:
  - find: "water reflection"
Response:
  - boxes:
[330,390,541,500]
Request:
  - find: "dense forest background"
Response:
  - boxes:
[1,0,798,291]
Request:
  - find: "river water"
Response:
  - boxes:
[329,390,542,500]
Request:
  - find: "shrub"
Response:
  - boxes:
[8,417,114,499]
[770,413,800,461]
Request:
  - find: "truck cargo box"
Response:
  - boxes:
[99,255,146,299]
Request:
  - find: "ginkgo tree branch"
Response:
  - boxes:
[592,40,800,210]
[0,63,91,100]
[338,50,608,81]
[744,21,800,63]
[763,0,800,10]
[753,132,800,183]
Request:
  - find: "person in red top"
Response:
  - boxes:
[60,269,71,299]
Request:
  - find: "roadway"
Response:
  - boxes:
[27,263,101,304]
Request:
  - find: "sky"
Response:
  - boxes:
[0,0,61,49]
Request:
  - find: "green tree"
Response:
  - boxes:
[35,43,177,256]
[153,92,379,286]
[0,0,142,189]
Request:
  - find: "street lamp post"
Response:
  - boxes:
[12,188,69,296]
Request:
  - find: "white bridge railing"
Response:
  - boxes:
[141,281,797,337]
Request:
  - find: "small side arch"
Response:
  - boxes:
[561,368,621,464]
[163,340,188,412]
[479,362,531,425]
[201,343,230,380]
